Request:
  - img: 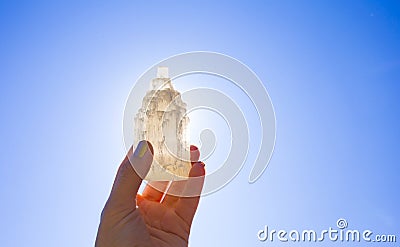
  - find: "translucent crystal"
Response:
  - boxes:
[134,67,191,181]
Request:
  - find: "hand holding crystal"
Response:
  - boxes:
[95,141,205,247]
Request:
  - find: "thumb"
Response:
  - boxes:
[107,140,153,209]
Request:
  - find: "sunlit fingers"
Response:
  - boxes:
[161,180,188,207]
[175,162,205,224]
[141,181,169,202]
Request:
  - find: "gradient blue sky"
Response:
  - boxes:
[0,1,399,246]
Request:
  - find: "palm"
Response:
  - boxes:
[138,198,190,246]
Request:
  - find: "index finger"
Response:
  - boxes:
[174,162,205,225]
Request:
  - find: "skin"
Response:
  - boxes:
[95,142,205,247]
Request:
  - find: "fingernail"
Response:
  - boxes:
[194,161,205,168]
[134,140,150,158]
[190,145,198,151]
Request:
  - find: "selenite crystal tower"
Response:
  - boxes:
[134,67,191,181]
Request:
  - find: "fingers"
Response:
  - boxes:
[174,162,205,225]
[161,145,201,206]
[141,181,169,202]
[141,144,201,204]
[107,141,153,209]
[161,180,186,206]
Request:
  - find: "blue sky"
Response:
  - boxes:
[0,1,399,246]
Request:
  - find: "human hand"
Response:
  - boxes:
[95,141,205,247]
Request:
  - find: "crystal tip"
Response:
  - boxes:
[157,67,169,79]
